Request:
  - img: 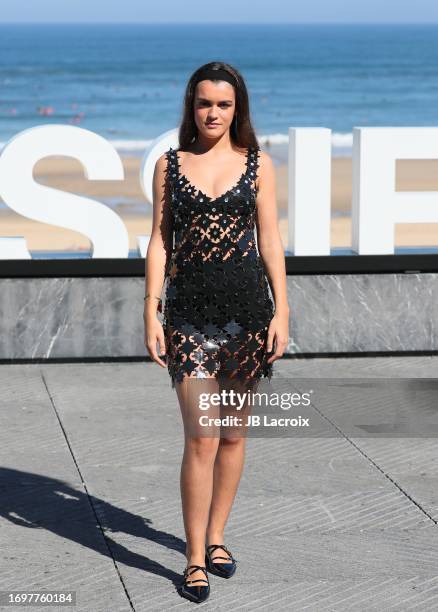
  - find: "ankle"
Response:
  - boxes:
[186,549,206,564]
[206,532,224,546]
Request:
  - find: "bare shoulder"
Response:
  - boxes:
[154,150,170,173]
[152,151,174,205]
[256,149,275,190]
[257,149,275,171]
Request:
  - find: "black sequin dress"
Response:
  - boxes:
[162,145,275,389]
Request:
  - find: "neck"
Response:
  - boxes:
[191,131,234,154]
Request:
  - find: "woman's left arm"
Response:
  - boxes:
[255,150,290,363]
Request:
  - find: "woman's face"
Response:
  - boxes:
[193,79,236,139]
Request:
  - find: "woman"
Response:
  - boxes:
[144,61,289,603]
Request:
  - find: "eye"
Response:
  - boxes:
[198,101,232,108]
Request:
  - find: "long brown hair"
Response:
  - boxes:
[178,61,259,151]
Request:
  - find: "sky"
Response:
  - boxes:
[1,0,438,24]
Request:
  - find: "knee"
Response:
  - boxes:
[219,436,245,449]
[185,436,219,460]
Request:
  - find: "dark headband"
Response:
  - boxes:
[193,67,237,88]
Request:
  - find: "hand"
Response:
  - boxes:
[266,310,289,364]
[144,313,167,368]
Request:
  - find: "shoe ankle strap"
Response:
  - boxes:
[206,544,235,561]
[184,564,207,577]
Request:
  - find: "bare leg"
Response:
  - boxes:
[206,437,246,550]
[175,377,220,584]
[206,379,255,554]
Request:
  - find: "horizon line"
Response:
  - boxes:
[1,21,438,26]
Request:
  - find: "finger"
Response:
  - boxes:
[268,349,282,364]
[274,338,288,358]
[157,331,167,359]
[266,329,275,353]
[270,348,281,362]
[147,338,167,368]
[267,335,277,363]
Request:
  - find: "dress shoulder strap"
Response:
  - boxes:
[165,146,179,189]
[245,145,261,188]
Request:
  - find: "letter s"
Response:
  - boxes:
[0,124,128,258]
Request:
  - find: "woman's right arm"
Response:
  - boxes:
[143,153,173,368]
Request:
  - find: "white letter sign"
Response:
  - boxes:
[0,124,127,258]
[352,127,438,254]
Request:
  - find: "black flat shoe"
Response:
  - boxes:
[179,564,210,603]
[205,544,237,579]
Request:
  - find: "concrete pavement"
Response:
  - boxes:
[1,357,438,611]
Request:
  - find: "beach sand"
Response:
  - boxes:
[1,156,438,253]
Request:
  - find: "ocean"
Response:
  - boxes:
[1,23,438,162]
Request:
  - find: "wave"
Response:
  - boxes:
[107,139,154,151]
[0,131,354,155]
[231,132,353,149]
[257,132,353,158]
[331,132,353,148]
[109,132,354,152]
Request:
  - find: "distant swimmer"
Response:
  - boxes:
[69,111,85,124]
[37,106,55,116]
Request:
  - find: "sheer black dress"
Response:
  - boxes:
[162,145,275,389]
